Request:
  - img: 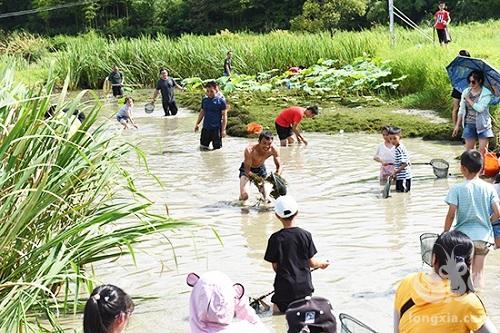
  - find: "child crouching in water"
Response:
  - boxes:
[389,126,412,192]
[374,125,394,185]
[116,96,138,130]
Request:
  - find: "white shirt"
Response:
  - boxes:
[375,142,395,163]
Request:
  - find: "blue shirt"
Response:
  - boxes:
[201,96,226,129]
[394,143,411,180]
[445,178,498,242]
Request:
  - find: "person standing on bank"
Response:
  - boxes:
[105,66,124,98]
[224,51,232,76]
[152,68,185,117]
[434,1,451,46]
[194,81,228,150]
[452,70,495,156]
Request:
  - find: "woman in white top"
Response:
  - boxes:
[374,125,395,185]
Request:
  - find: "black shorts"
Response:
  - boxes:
[275,122,293,141]
[238,162,267,178]
[162,100,178,116]
[200,128,222,150]
[436,29,450,44]
[112,86,123,97]
[451,88,461,99]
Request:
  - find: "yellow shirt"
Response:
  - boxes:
[395,272,486,333]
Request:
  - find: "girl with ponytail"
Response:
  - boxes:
[83,285,134,333]
[394,231,498,333]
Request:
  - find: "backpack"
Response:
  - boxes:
[286,296,337,333]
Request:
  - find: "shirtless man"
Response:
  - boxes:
[239,131,282,201]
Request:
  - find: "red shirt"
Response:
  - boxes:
[434,10,450,30]
[275,106,305,127]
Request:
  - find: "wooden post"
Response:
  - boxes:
[388,0,395,47]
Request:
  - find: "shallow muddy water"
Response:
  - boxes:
[63,101,500,332]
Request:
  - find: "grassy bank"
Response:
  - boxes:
[174,91,453,140]
[1,20,500,115]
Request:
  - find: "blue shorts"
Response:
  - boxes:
[493,222,500,238]
[116,115,129,122]
[462,123,494,140]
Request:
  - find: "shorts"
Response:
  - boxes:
[462,123,494,140]
[161,100,178,116]
[112,85,123,97]
[493,222,500,239]
[380,165,394,181]
[116,115,129,123]
[436,28,450,44]
[451,88,461,100]
[473,240,491,256]
[275,122,292,141]
[200,128,222,150]
[239,162,267,178]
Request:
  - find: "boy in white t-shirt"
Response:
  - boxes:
[373,125,394,185]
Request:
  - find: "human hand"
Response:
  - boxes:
[302,139,308,146]
[221,129,226,137]
[319,260,330,269]
[194,124,199,132]
[452,126,459,137]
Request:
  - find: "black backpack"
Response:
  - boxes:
[286,296,337,333]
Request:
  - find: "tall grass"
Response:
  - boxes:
[0,68,188,332]
[1,20,500,112]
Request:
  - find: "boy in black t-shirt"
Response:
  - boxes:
[264,195,330,313]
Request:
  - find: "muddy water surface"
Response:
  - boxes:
[65,103,500,332]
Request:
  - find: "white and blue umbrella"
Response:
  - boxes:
[446,56,500,104]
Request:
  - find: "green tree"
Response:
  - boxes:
[290,0,367,32]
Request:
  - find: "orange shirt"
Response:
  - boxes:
[395,272,486,333]
[275,106,305,128]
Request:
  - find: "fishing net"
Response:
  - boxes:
[144,103,155,114]
[266,173,287,199]
[420,233,439,267]
[382,176,391,199]
[339,313,378,333]
[430,159,449,179]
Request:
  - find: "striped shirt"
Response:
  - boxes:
[394,143,411,180]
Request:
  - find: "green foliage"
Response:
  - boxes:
[0,68,189,331]
[290,0,367,32]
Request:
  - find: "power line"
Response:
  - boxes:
[0,1,88,20]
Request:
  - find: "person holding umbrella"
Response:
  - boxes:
[452,70,495,155]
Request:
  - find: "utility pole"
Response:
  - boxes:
[388,0,395,47]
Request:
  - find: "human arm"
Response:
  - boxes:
[392,162,408,175]
[453,92,467,136]
[271,262,278,272]
[393,309,400,333]
[194,109,205,132]
[152,89,159,102]
[444,204,456,232]
[291,123,307,145]
[175,81,185,91]
[221,108,227,137]
[272,147,282,175]
[308,257,329,269]
[476,318,498,333]
[125,108,138,128]
[465,89,493,113]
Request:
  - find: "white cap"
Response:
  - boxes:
[274,195,298,218]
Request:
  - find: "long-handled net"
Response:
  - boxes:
[339,313,379,333]
[429,159,449,178]
[420,233,439,266]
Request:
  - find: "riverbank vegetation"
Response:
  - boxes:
[0,69,189,331]
[1,21,499,140]
[1,0,498,36]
